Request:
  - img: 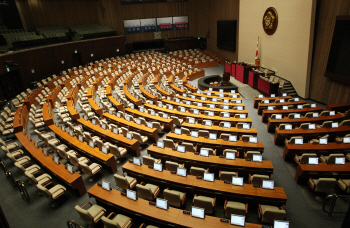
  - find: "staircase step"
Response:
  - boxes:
[288,93,298,96]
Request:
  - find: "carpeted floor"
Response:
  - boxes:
[0,64,348,228]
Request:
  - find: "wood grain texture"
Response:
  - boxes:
[309,0,350,104]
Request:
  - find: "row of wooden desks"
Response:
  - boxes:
[48,125,117,173]
[103,113,159,142]
[144,104,252,126]
[166,132,264,155]
[190,92,242,101]
[267,114,345,132]
[295,162,350,183]
[274,126,350,145]
[67,100,80,120]
[147,145,273,177]
[176,95,246,109]
[139,84,158,103]
[253,96,292,108]
[77,118,140,156]
[283,142,350,161]
[122,162,286,206]
[88,184,262,228]
[124,107,174,131]
[106,86,124,111]
[180,122,257,137]
[123,85,141,106]
[258,100,307,115]
[88,98,103,117]
[15,132,86,196]
[262,107,324,122]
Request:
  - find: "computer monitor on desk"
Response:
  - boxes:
[332,122,338,128]
[226,151,236,160]
[262,180,274,190]
[177,145,185,153]
[274,220,290,228]
[224,122,231,128]
[209,133,217,140]
[200,148,209,157]
[102,180,111,191]
[249,137,258,143]
[191,131,199,138]
[175,128,181,135]
[343,137,350,143]
[319,138,328,144]
[231,214,245,227]
[156,198,168,210]
[203,173,214,182]
[335,157,345,165]
[308,157,319,165]
[127,189,137,201]
[232,177,244,186]
[268,106,274,111]
[177,167,187,177]
[285,124,292,130]
[295,138,303,145]
[191,206,205,219]
[252,154,262,162]
[154,163,163,171]
[308,124,316,130]
[229,135,237,142]
[189,118,195,124]
[133,157,141,166]
[157,141,164,148]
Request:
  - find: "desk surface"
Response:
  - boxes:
[48,125,117,173]
[123,163,286,203]
[77,118,140,156]
[180,122,257,136]
[176,95,246,108]
[262,107,324,122]
[258,101,307,115]
[16,132,86,196]
[88,184,262,228]
[253,96,292,108]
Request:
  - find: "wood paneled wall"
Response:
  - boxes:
[15,0,99,30]
[309,0,350,104]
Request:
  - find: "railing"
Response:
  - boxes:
[322,194,349,217]
[66,220,84,228]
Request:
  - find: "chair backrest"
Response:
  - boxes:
[163,189,181,208]
[37,184,53,200]
[190,166,206,177]
[220,134,230,140]
[288,136,303,144]
[198,130,209,137]
[84,132,93,142]
[152,122,162,132]
[70,154,81,168]
[182,142,195,152]
[327,154,345,163]
[220,171,237,181]
[201,147,215,155]
[278,124,286,130]
[320,110,330,116]
[165,161,179,172]
[246,151,261,160]
[163,139,175,148]
[181,127,190,136]
[193,196,214,214]
[241,135,252,142]
[340,120,350,126]
[321,121,333,128]
[109,144,121,157]
[121,127,128,137]
[299,153,317,163]
[79,163,92,176]
[114,174,129,190]
[299,123,310,129]
[75,205,93,225]
[143,156,156,166]
[136,184,153,201]
[262,207,286,224]
[314,178,337,193]
[57,146,69,160]
[251,174,269,186]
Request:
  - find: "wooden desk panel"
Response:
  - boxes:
[295,162,350,183]
[42,102,54,126]
[154,84,172,98]
[258,101,307,115]
[283,142,350,161]
[88,184,262,228]
[187,70,205,81]
[106,86,124,112]
[191,93,242,101]
[67,100,80,120]
[326,103,350,112]
[13,106,26,133]
[103,113,158,142]
[124,108,174,131]
[147,145,273,176]
[144,104,251,126]
[267,114,345,132]
[77,118,140,156]
[262,107,324,122]
[122,163,286,205]
[274,126,350,145]
[253,96,292,108]
[88,98,103,117]
[16,132,86,196]
[176,96,246,110]
[180,122,257,138]
[139,84,158,103]
[166,132,264,155]
[49,125,117,173]
[123,85,141,106]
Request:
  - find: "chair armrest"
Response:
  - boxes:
[120,173,125,177]
[51,187,66,196]
[139,223,146,228]
[174,142,179,148]
[140,182,145,185]
[295,154,300,161]
[180,164,185,168]
[206,168,209,173]
[213,197,216,207]
[338,179,347,191]
[192,194,197,204]
[224,199,227,210]
[153,187,160,196]
[213,149,217,156]
[92,209,106,221]
[81,202,93,209]
[219,170,222,178]
[258,204,262,219]
[309,178,316,185]
[107,212,116,219]
[156,159,161,164]
[246,203,248,214]
[320,154,327,162]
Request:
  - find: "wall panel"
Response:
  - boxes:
[309,0,350,104]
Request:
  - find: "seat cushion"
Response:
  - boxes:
[88,205,106,223]
[126,176,137,188]
[49,184,66,199]
[195,195,214,205]
[145,183,159,196]
[225,201,246,217]
[115,214,132,228]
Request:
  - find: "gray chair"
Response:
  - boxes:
[337,179,350,193]
[79,162,102,182]
[182,142,197,152]
[258,204,286,224]
[101,212,132,228]
[136,183,160,201]
[190,166,208,177]
[114,173,137,190]
[37,182,66,206]
[224,200,247,218]
[75,202,106,228]
[249,174,270,186]
[165,161,184,172]
[308,178,337,201]
[294,153,317,164]
[193,194,216,214]
[163,188,186,208]
[219,170,237,182]
[163,139,178,149]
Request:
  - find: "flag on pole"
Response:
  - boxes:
[255,36,259,59]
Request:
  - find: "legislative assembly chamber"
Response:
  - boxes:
[0,0,349,228]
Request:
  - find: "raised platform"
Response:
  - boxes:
[198,75,238,92]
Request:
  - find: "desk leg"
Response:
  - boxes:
[71,176,87,196]
[294,165,302,184]
[106,156,118,173]
[283,146,289,161]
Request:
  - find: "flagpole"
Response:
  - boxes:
[255,36,260,70]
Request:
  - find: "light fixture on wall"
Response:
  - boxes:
[91,54,94,57]
[31,69,35,74]
[61,60,64,64]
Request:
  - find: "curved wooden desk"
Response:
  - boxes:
[283,142,350,161]
[147,145,273,176]
[258,100,307,115]
[262,107,324,122]
[49,125,117,173]
[88,184,262,228]
[267,114,345,132]
[16,132,86,196]
[253,96,292,108]
[88,98,103,117]
[106,86,123,111]
[122,163,286,206]
[176,95,245,109]
[67,99,80,120]
[77,118,140,156]
[274,126,350,145]
[166,132,264,155]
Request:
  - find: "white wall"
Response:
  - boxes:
[238,0,316,97]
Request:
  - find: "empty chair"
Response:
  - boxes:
[335,134,350,143]
[132,132,148,144]
[245,151,261,160]
[181,127,190,136]
[258,204,286,224]
[56,145,77,160]
[181,142,197,152]
[285,136,303,144]
[163,188,186,208]
[309,134,329,144]
[0,125,13,136]
[163,139,178,149]
[101,212,132,228]
[70,154,90,170]
[109,144,127,162]
[219,171,237,182]
[14,160,40,174]
[136,183,160,201]
[308,178,337,201]
[0,138,19,152]
[249,174,270,186]
[193,194,216,214]
[304,112,315,118]
[303,104,311,108]
[220,133,231,141]
[337,179,350,193]
[241,135,252,142]
[201,147,216,155]
[299,123,311,129]
[142,155,160,166]
[79,162,102,182]
[84,132,100,144]
[165,161,184,172]
[319,121,333,128]
[294,153,317,164]
[37,181,66,206]
[25,170,51,186]
[114,173,137,190]
[190,166,208,177]
[75,202,106,228]
[171,116,183,126]
[319,110,330,116]
[151,122,164,132]
[320,154,344,163]
[198,130,209,138]
[224,200,247,218]
[340,119,350,126]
